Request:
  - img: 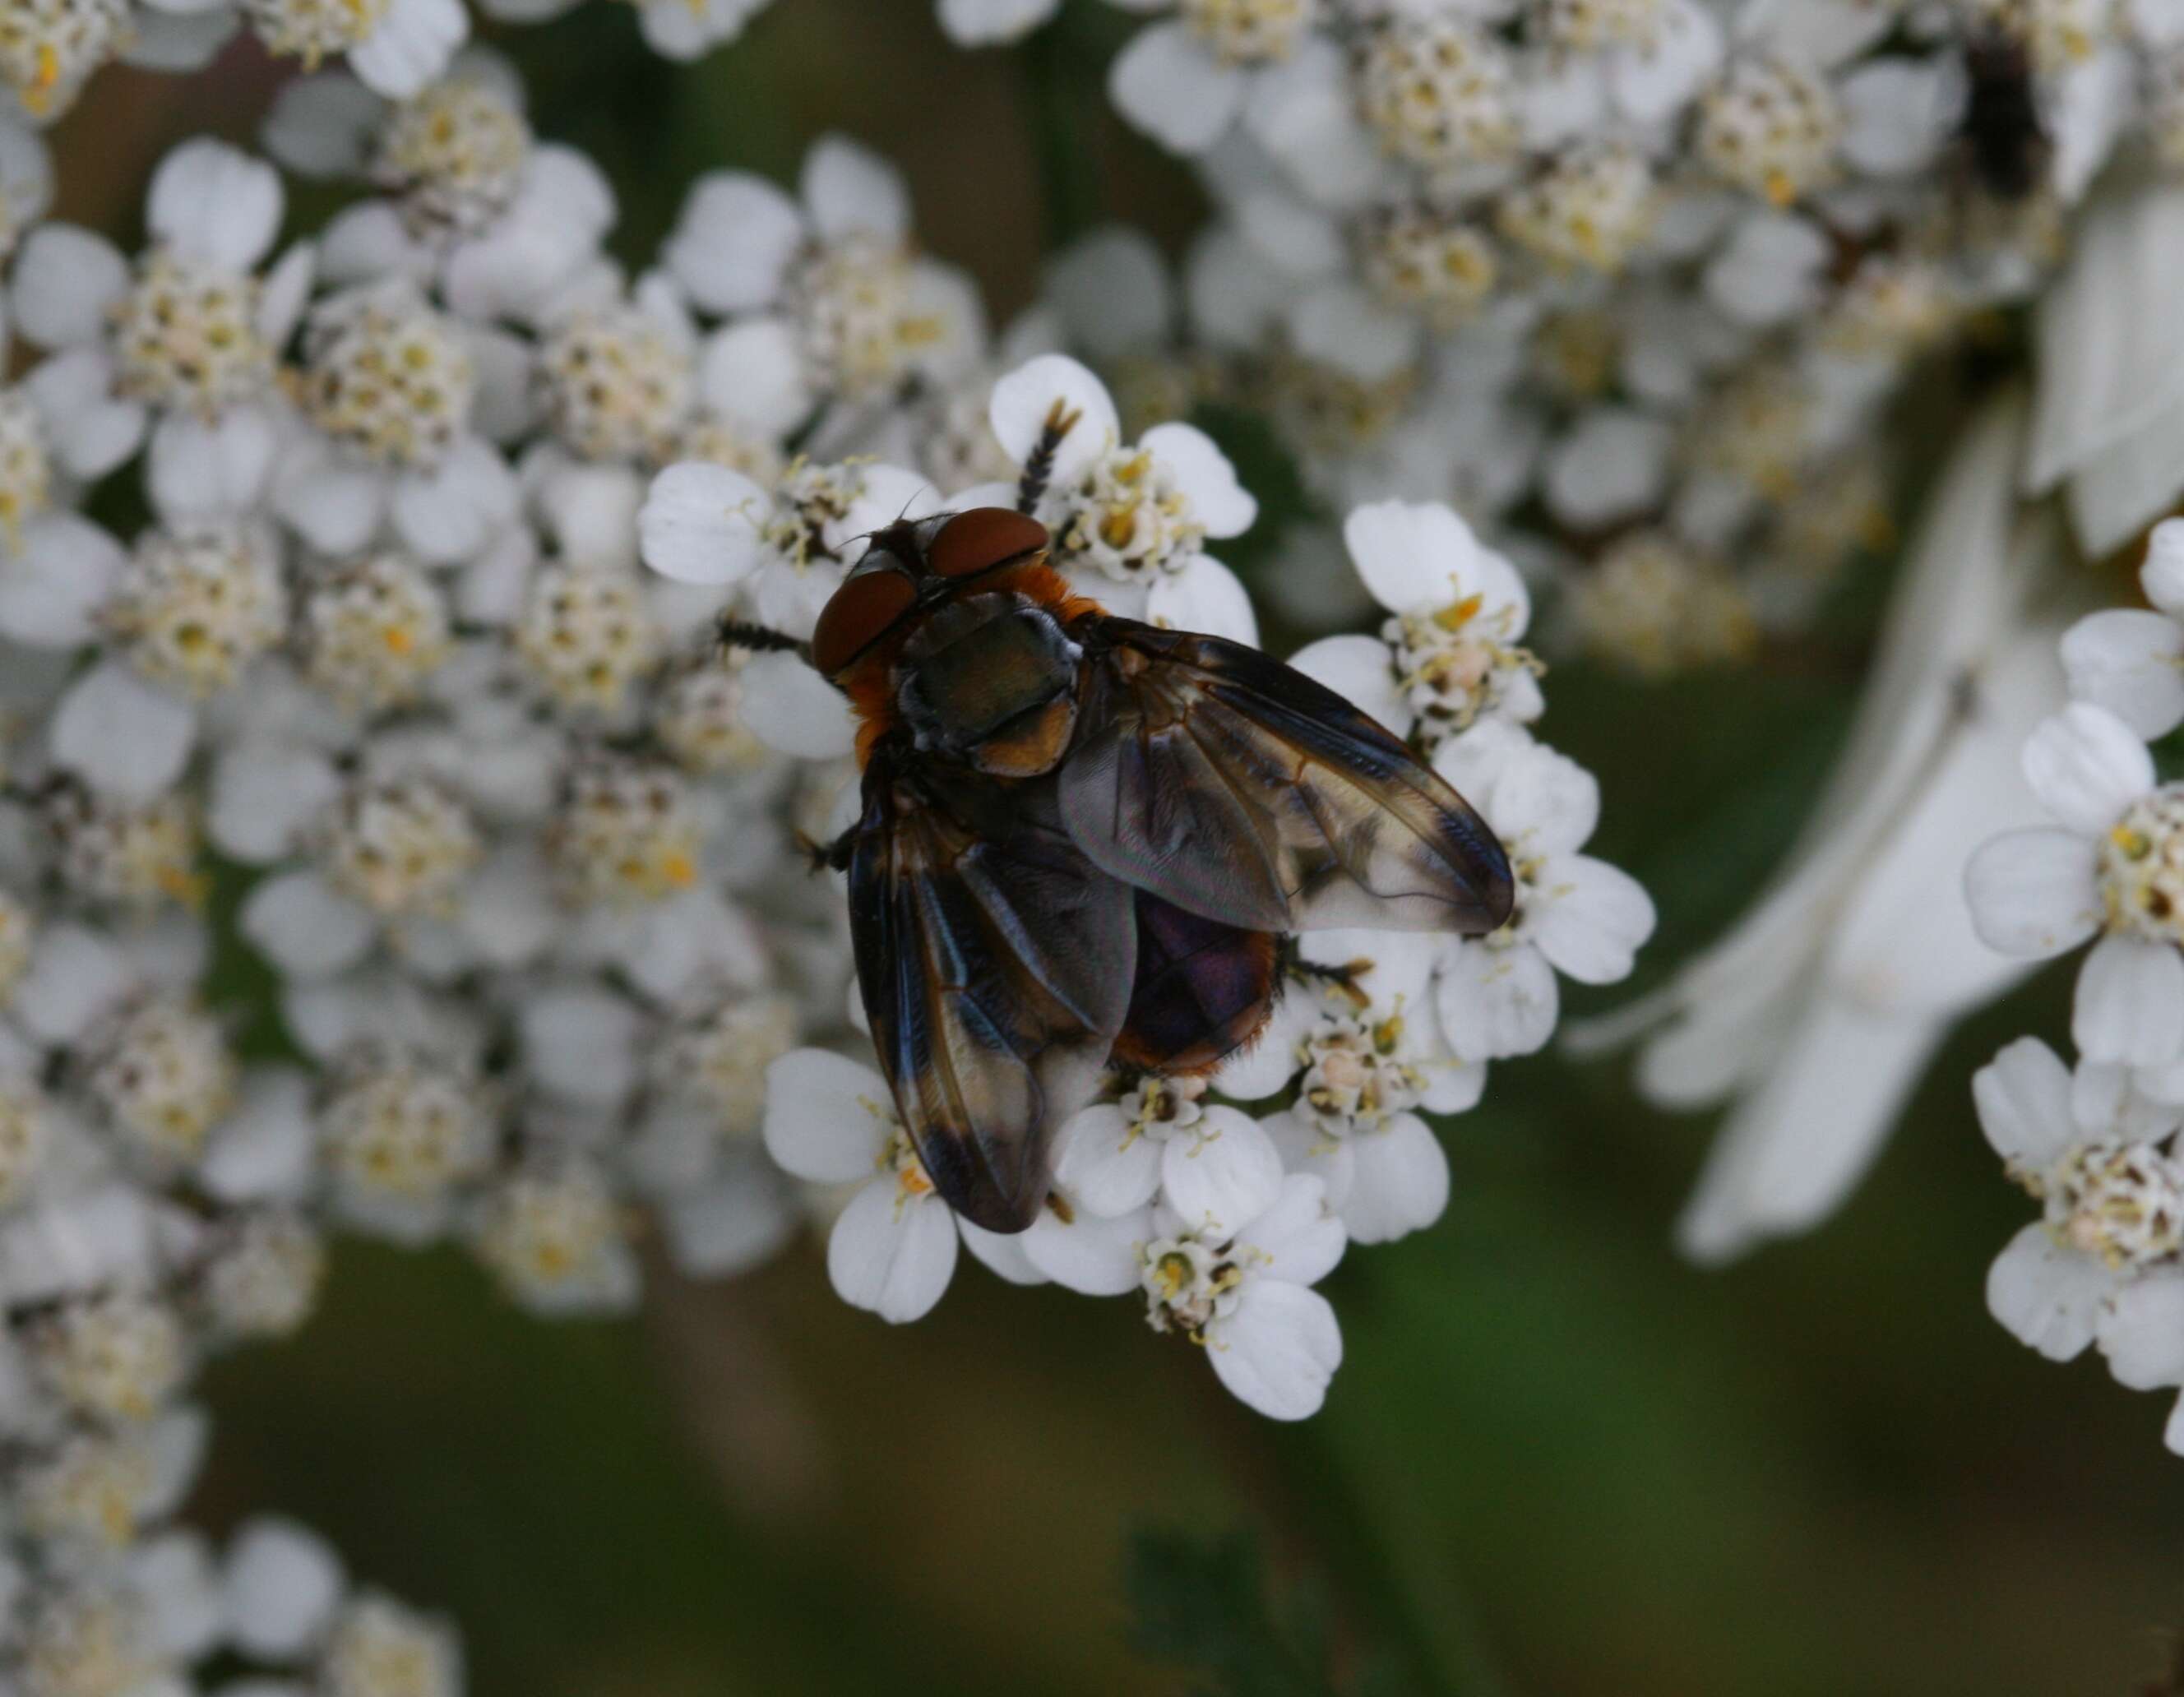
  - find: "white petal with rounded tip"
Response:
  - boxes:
[25,346,148,479]
[1339,497,1452,611]
[1052,1104,1162,1218]
[274,455,386,554]
[1340,1114,1449,1244]
[2060,608,2184,740]
[149,409,278,527]
[937,0,1060,44]
[1108,21,1245,155]
[2074,933,2184,1067]
[1972,1037,2075,1164]
[2021,703,2153,835]
[240,872,376,979]
[201,1068,317,1205]
[257,242,316,346]
[1261,1108,1355,1208]
[1987,1224,2104,1362]
[988,353,1119,492]
[147,139,282,271]
[12,923,133,1045]
[1435,937,1558,1062]
[740,652,854,759]
[1159,1106,1282,1239]
[222,1518,345,1661]
[697,318,814,437]
[1480,733,1599,857]
[637,460,769,585]
[119,5,236,66]
[49,662,197,802]
[392,437,518,566]
[260,72,387,177]
[1963,827,2100,957]
[1022,1204,1150,1295]
[2145,520,2184,617]
[956,1217,1047,1285]
[12,225,127,348]
[1141,421,1256,536]
[1234,1173,1344,1287]
[801,135,909,243]
[519,983,641,1109]
[663,173,804,314]
[2097,1269,2184,1387]
[0,513,124,648]
[762,1047,890,1184]
[1530,854,1654,985]
[208,742,342,864]
[348,0,467,99]
[1289,283,1417,381]
[1145,556,1257,645]
[1208,1279,1340,1420]
[1543,408,1672,529]
[828,1181,957,1323]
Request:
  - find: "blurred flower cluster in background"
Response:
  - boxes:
[4,0,2184,1692]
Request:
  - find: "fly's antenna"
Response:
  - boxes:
[1016,398,1081,515]
[716,617,809,659]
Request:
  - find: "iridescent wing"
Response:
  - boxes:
[847,756,1137,1234]
[1057,619,1515,938]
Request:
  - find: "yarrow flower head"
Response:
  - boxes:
[1968,701,2184,1068]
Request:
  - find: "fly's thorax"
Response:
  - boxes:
[893,591,1083,777]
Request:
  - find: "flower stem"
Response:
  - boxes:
[1020,2,1103,250]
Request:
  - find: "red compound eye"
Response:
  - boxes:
[925,507,1049,580]
[811,569,917,677]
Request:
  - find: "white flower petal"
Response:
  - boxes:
[663,172,804,314]
[2074,933,2184,1068]
[827,1181,957,1322]
[2060,608,2184,740]
[696,317,813,438]
[1020,1203,1150,1294]
[240,872,376,979]
[1108,21,1245,155]
[1159,1105,1281,1238]
[800,134,909,243]
[740,651,855,759]
[49,662,197,802]
[0,513,123,648]
[638,460,768,585]
[1963,827,2102,958]
[12,225,127,348]
[1971,1037,2076,1165]
[347,0,467,99]
[761,1048,890,1184]
[1141,421,1256,537]
[1051,1103,1162,1217]
[1435,936,1559,1061]
[2097,1269,2184,1388]
[147,139,282,271]
[1529,854,1654,985]
[1208,1279,1341,1420]
[222,1518,345,1661]
[1340,1114,1448,1244]
[988,353,1119,491]
[2021,703,2155,835]
[1145,555,1257,644]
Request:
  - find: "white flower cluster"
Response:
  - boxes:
[926,0,2184,686]
[1968,519,2184,1449]
[650,356,1654,1420]
[0,50,1030,1668]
